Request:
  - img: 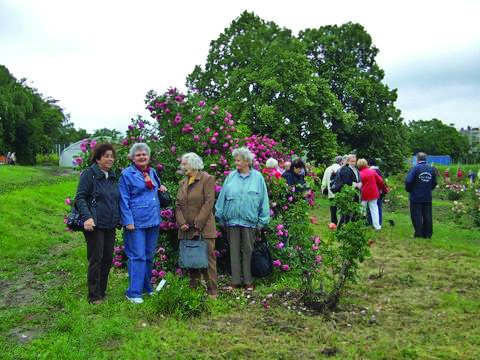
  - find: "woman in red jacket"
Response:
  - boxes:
[357,158,388,230]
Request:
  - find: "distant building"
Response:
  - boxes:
[460,126,480,147]
[59,140,85,167]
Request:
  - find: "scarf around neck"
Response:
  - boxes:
[135,164,155,190]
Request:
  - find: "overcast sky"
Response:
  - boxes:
[1,0,479,133]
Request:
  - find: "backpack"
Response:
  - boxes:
[330,169,344,194]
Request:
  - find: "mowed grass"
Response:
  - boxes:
[0,167,479,359]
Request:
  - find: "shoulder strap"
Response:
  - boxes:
[91,172,98,208]
[152,169,161,188]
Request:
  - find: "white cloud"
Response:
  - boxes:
[1,0,479,132]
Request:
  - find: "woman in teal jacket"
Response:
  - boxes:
[215,147,270,291]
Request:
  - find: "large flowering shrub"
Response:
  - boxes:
[71,87,325,284]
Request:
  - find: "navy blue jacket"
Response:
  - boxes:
[405,161,437,202]
[282,169,306,191]
[75,163,120,229]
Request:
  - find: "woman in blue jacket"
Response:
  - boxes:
[215,147,270,291]
[119,143,167,304]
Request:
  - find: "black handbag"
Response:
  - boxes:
[152,170,172,208]
[251,230,273,278]
[159,190,172,208]
[66,174,97,232]
[66,203,84,231]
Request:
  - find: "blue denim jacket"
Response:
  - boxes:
[215,169,270,228]
[119,164,161,228]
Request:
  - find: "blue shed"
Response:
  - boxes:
[411,155,452,166]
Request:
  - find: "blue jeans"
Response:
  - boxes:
[124,226,159,298]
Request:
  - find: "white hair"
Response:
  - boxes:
[181,152,204,170]
[346,154,356,162]
[265,158,278,169]
[232,147,255,165]
[129,143,150,158]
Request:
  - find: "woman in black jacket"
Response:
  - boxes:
[281,158,307,191]
[75,143,120,304]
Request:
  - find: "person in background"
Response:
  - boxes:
[443,168,450,184]
[284,161,291,172]
[366,158,386,227]
[276,158,286,174]
[321,155,343,224]
[262,158,282,179]
[456,168,463,181]
[75,143,120,304]
[405,152,437,239]
[9,152,16,165]
[282,158,307,191]
[357,158,388,230]
[468,169,476,185]
[119,143,168,304]
[338,154,362,226]
[215,147,270,292]
[175,152,218,298]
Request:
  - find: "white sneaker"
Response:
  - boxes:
[126,295,144,304]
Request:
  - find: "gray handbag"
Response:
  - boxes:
[178,234,209,269]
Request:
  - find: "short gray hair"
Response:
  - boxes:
[334,155,343,164]
[417,152,427,161]
[265,158,278,168]
[129,143,150,158]
[232,147,255,166]
[181,152,204,170]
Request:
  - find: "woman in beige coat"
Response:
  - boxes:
[175,152,218,297]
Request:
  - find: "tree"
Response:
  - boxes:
[187,11,344,164]
[92,127,123,141]
[0,65,80,163]
[407,119,470,161]
[299,23,409,172]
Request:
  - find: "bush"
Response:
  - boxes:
[36,153,59,166]
[148,273,209,319]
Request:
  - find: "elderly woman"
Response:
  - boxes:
[175,153,218,297]
[75,143,120,304]
[357,158,388,230]
[215,147,270,291]
[119,143,168,304]
[262,158,282,179]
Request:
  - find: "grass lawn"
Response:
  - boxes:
[0,167,479,359]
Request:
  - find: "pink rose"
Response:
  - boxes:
[272,259,282,267]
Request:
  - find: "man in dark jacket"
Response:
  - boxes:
[337,154,361,226]
[405,152,437,238]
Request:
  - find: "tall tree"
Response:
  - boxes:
[187,11,348,163]
[0,65,84,164]
[299,23,409,172]
[408,119,470,161]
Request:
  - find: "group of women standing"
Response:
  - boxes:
[75,143,270,304]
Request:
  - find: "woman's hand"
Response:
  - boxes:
[126,224,135,231]
[84,218,95,232]
[159,185,168,192]
[180,224,189,232]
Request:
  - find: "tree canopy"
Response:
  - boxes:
[0,65,87,164]
[187,12,409,172]
[407,119,470,161]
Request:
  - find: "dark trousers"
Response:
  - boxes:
[409,202,433,238]
[329,198,338,225]
[84,228,116,302]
